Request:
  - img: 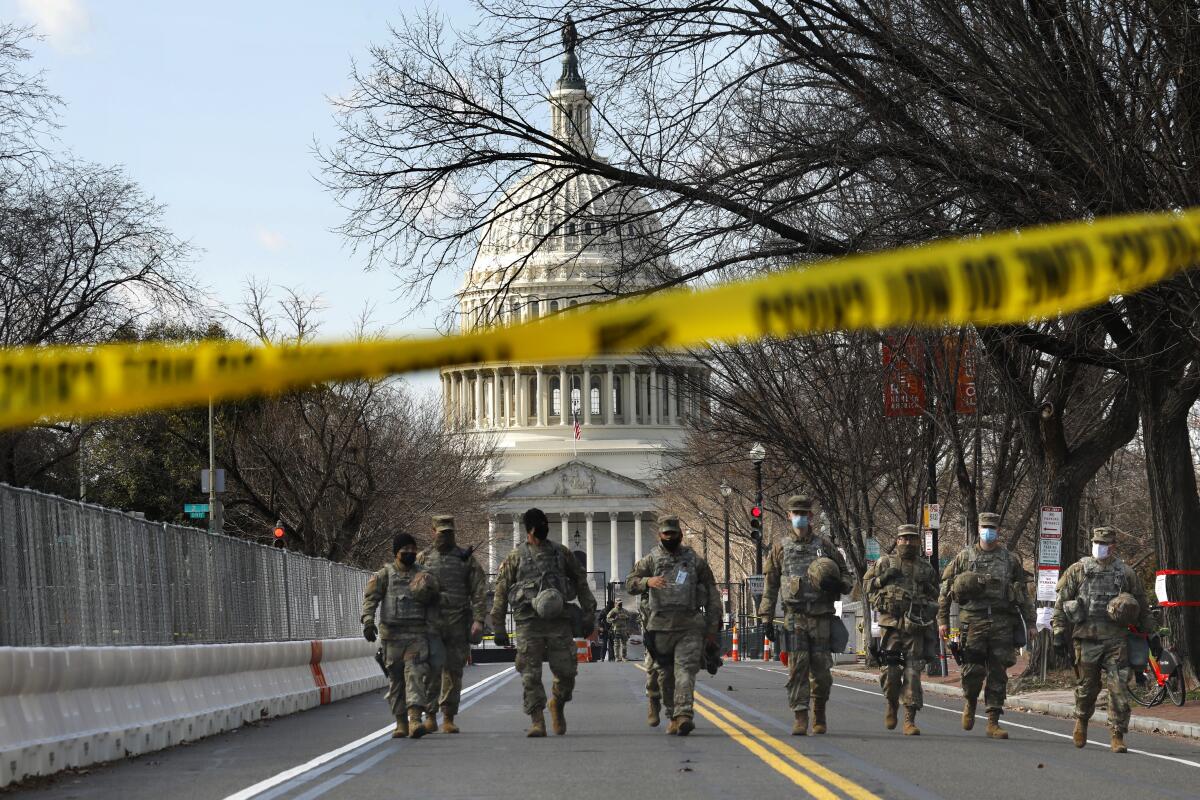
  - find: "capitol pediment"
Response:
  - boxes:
[494,460,653,500]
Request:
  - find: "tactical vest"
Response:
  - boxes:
[1076,556,1127,639]
[422,547,470,611]
[874,554,936,620]
[508,542,574,621]
[380,564,429,629]
[648,548,700,614]
[961,546,1014,612]
[779,534,835,614]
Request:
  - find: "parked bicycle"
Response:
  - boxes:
[1127,627,1187,708]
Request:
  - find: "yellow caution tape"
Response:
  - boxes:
[2,208,1198,430]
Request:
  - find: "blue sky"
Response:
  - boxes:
[1,0,479,390]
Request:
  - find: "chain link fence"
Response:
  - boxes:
[0,483,371,647]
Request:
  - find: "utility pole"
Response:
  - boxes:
[754,461,764,574]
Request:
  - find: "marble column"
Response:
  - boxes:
[535,367,546,427]
[604,365,614,425]
[585,512,595,585]
[649,367,659,425]
[626,366,636,424]
[513,370,524,428]
[559,365,569,425]
[487,517,497,572]
[491,368,500,427]
[582,365,592,425]
[634,513,643,561]
[474,371,484,428]
[512,513,521,550]
[560,513,570,547]
[666,372,675,425]
[609,512,619,582]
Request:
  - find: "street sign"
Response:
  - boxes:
[1036,566,1060,602]
[200,469,226,494]
[747,574,765,598]
[1039,506,1063,537]
[865,537,880,561]
[1038,536,1062,566]
[187,511,206,519]
[184,503,209,514]
[923,503,940,530]
[923,530,934,556]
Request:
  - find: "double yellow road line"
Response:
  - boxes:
[693,694,880,800]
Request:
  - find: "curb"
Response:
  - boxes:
[830,667,1200,741]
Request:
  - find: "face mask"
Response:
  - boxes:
[897,541,919,559]
[661,535,682,552]
[1092,543,1111,560]
[791,515,809,529]
[532,526,550,541]
[979,528,998,545]
[435,531,455,550]
[399,551,417,566]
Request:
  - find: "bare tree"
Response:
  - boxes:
[0,23,59,179]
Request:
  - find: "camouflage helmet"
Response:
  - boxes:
[978,512,1001,528]
[808,557,841,588]
[787,495,815,513]
[1107,592,1140,625]
[659,516,683,534]
[533,588,565,619]
[953,571,987,601]
[432,514,455,533]
[896,523,920,539]
[1092,527,1117,544]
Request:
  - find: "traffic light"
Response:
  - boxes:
[749,506,763,541]
[272,520,285,548]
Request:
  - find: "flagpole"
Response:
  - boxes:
[572,403,578,458]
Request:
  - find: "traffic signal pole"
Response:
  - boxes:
[754,461,764,575]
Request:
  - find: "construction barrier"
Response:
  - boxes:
[575,638,590,663]
[0,638,384,788]
[763,635,772,662]
[731,626,740,663]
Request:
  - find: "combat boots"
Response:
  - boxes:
[962,696,977,730]
[1110,731,1128,753]
[647,698,662,727]
[812,700,827,734]
[985,710,1008,739]
[792,710,808,736]
[548,696,567,735]
[902,707,921,736]
[422,710,438,734]
[884,701,899,731]
[440,711,460,734]
[666,717,681,735]
[1072,719,1087,748]
[674,716,695,736]
[391,718,409,739]
[526,711,547,738]
[408,709,428,739]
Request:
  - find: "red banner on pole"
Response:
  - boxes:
[883,336,925,417]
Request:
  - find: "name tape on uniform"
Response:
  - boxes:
[1,207,1198,429]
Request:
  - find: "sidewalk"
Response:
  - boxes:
[831,660,1200,741]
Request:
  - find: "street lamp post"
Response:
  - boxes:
[750,443,766,575]
[720,480,733,624]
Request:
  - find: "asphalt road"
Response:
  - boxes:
[14,661,1200,800]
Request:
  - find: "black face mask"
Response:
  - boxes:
[532,526,550,541]
[660,535,682,552]
[399,552,417,566]
[435,531,455,550]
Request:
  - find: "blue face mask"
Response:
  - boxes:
[791,515,808,529]
[979,528,998,544]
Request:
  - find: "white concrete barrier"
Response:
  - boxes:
[0,638,385,787]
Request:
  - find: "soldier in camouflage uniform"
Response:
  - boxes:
[491,507,596,737]
[417,514,487,734]
[758,495,853,736]
[626,516,721,737]
[864,524,939,735]
[361,532,441,739]
[606,600,634,661]
[1052,527,1153,753]
[639,592,669,726]
[938,511,1035,739]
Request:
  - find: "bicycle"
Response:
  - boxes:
[1127,628,1187,708]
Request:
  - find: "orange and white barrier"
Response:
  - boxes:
[732,626,740,663]
[575,638,590,663]
[763,635,772,662]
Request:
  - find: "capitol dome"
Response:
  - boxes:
[440,36,709,594]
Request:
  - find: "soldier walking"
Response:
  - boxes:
[491,507,596,737]
[606,600,633,661]
[417,514,487,734]
[361,533,442,739]
[938,511,1035,739]
[639,592,668,726]
[864,524,939,735]
[1052,527,1154,753]
[758,495,853,736]
[626,516,721,736]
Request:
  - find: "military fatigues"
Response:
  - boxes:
[639,593,667,723]
[1053,554,1152,738]
[491,540,596,716]
[864,545,938,728]
[606,606,634,661]
[938,544,1034,717]
[626,544,720,723]
[758,532,853,717]
[417,543,487,717]
[361,559,441,721]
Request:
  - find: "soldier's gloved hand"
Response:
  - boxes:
[362,623,377,643]
[1051,632,1068,659]
[493,628,511,648]
[819,575,843,595]
[581,615,595,638]
[880,565,903,586]
[762,620,776,642]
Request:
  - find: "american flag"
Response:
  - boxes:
[572,404,581,440]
